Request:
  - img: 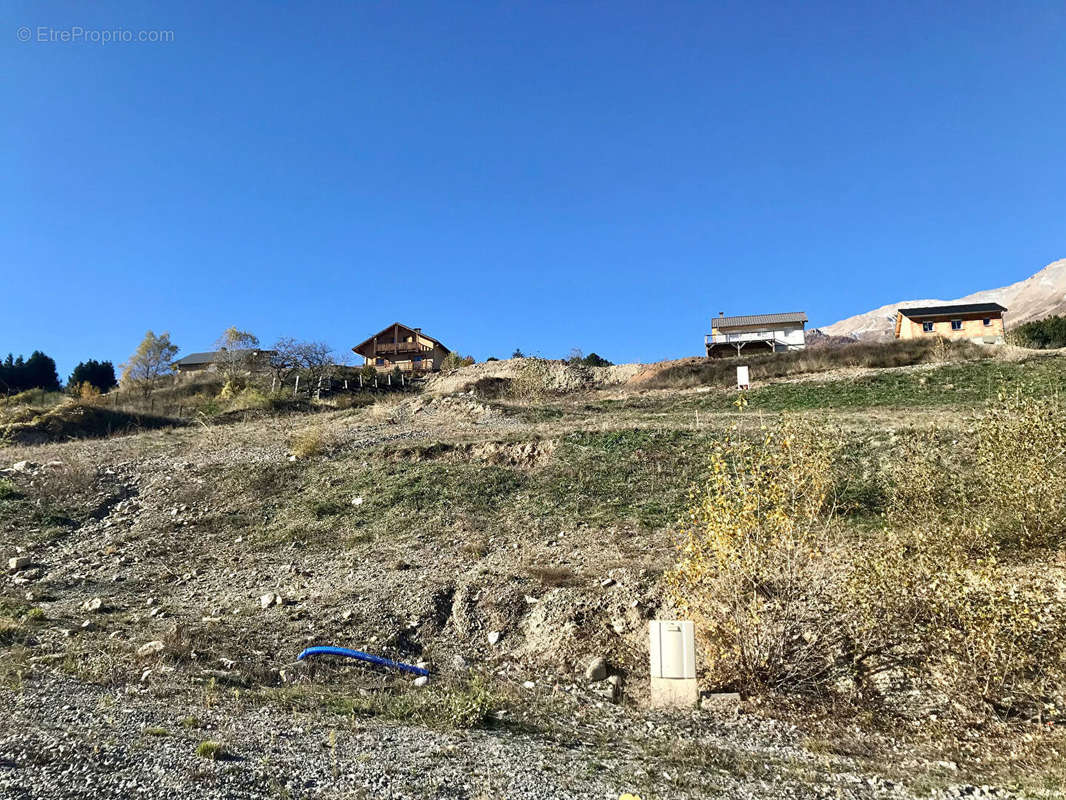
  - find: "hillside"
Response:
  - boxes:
[820,257,1066,341]
[2,350,1065,798]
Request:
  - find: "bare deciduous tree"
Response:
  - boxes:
[270,338,337,394]
[268,337,300,391]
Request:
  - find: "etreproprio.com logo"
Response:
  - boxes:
[17,26,174,44]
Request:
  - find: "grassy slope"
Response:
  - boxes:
[219,429,721,553]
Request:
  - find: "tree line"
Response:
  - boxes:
[0,352,117,396]
[1011,315,1066,350]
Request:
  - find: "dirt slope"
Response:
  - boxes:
[423,357,642,394]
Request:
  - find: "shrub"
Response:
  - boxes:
[567,349,613,367]
[0,618,25,646]
[441,353,476,373]
[382,674,504,729]
[196,740,227,760]
[668,418,843,693]
[973,392,1066,549]
[846,522,1066,721]
[1010,315,1066,349]
[669,398,1066,721]
[223,387,271,412]
[508,359,553,402]
[71,382,102,403]
[29,458,97,498]
[289,428,326,458]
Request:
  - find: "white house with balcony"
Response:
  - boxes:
[705,311,808,358]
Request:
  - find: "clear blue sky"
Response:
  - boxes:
[4,1,1065,378]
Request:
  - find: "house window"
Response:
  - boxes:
[922,321,934,332]
[375,358,384,366]
[951,320,962,331]
[412,356,422,363]
[983,318,992,327]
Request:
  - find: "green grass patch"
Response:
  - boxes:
[523,429,718,529]
[0,481,78,549]
[711,357,1066,412]
[196,740,228,760]
[253,674,515,731]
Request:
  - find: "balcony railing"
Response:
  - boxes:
[372,341,433,355]
[707,330,781,344]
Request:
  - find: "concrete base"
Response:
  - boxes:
[649,677,699,709]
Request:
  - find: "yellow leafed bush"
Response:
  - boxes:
[670,396,1066,721]
[668,418,845,692]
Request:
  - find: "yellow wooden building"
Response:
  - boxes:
[894,303,1006,344]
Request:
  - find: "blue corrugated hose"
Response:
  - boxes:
[297,645,429,677]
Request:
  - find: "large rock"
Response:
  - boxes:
[8,556,32,572]
[585,656,608,682]
[700,692,742,715]
[137,641,165,658]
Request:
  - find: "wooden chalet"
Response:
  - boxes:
[352,323,450,373]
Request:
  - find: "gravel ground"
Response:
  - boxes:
[0,672,948,800]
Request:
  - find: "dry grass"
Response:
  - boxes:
[289,428,328,458]
[367,395,413,425]
[644,338,991,389]
[527,565,582,587]
[461,537,490,559]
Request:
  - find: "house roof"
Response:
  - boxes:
[711,312,808,329]
[352,323,449,356]
[172,349,274,367]
[172,352,218,367]
[898,302,1007,319]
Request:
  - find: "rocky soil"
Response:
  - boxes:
[0,392,1049,799]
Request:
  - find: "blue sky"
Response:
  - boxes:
[4,1,1065,378]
